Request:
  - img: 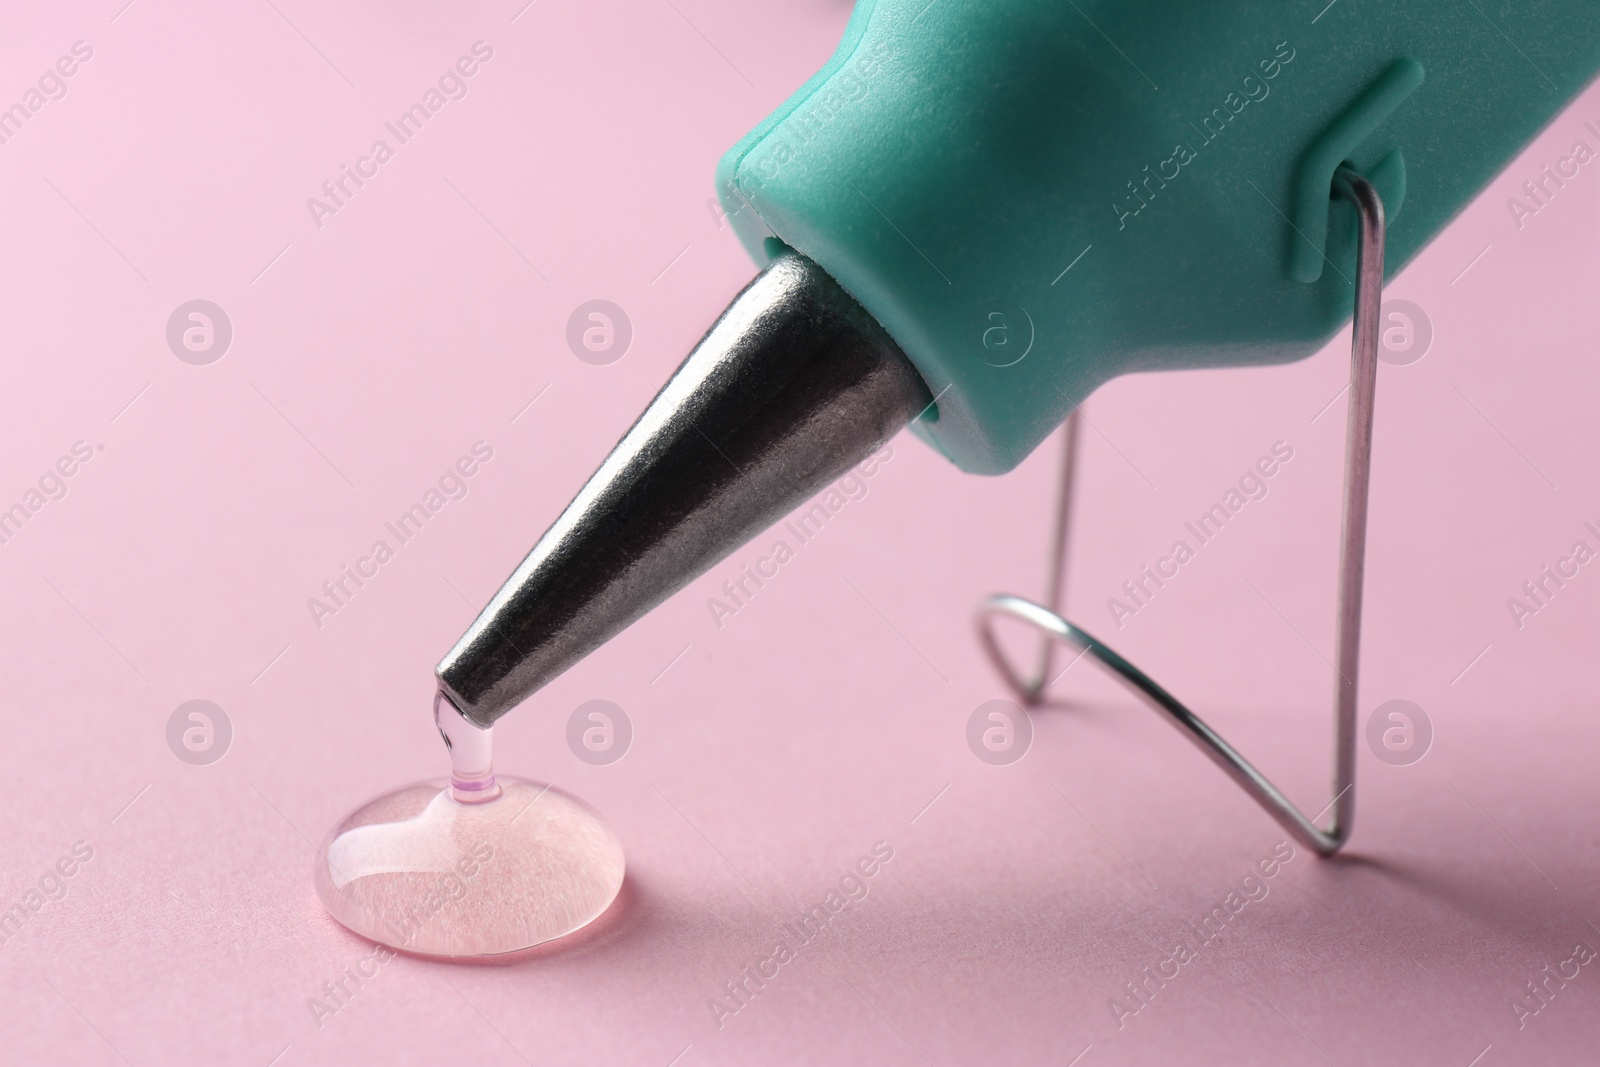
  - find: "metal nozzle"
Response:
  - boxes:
[435,250,933,727]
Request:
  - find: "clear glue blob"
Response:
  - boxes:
[313,693,625,958]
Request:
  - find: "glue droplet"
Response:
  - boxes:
[313,694,625,958]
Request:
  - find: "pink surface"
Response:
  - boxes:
[3,2,1600,1064]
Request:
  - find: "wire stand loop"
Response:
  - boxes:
[976,169,1385,857]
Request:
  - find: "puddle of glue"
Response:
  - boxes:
[312,695,624,957]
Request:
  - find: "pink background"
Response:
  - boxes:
[4,1,1600,1064]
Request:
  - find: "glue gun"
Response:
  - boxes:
[436,0,1600,727]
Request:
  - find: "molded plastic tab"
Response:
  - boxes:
[1290,58,1424,282]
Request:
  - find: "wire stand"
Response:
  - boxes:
[976,169,1385,857]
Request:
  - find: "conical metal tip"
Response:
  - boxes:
[436,250,932,727]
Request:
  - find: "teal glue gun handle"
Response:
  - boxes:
[716,0,1600,474]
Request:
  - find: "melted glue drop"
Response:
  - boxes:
[313,694,625,958]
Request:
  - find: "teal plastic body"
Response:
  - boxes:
[715,0,1600,473]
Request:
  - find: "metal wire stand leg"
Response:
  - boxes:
[977,169,1385,857]
[1020,406,1082,703]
